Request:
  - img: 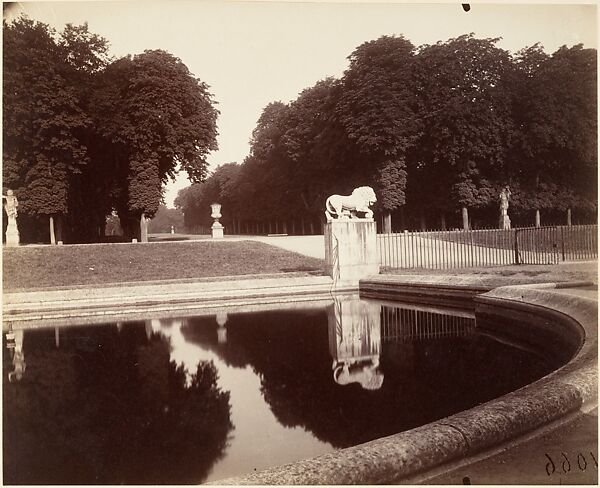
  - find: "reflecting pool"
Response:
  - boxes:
[3,296,566,484]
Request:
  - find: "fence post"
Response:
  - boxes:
[513,229,520,264]
[560,226,565,261]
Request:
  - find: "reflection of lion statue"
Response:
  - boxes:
[333,358,384,390]
[325,186,377,221]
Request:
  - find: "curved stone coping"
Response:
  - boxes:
[360,274,596,310]
[214,280,597,485]
[3,275,353,328]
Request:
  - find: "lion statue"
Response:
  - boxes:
[325,186,377,221]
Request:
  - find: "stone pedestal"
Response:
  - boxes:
[324,220,378,285]
[5,219,19,247]
[499,214,511,230]
[211,222,224,239]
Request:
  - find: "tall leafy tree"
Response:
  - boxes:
[92,50,219,240]
[280,79,346,218]
[58,22,114,242]
[3,17,91,242]
[508,43,597,224]
[175,183,209,231]
[242,102,295,225]
[174,163,243,232]
[336,36,422,231]
[411,34,513,229]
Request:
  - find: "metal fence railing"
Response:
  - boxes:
[377,224,597,270]
[381,305,475,342]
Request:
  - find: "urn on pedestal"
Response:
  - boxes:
[210,203,224,238]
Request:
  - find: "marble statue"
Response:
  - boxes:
[325,186,377,221]
[2,189,20,246]
[499,186,512,230]
[3,189,18,217]
[499,186,511,214]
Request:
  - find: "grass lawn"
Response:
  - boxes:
[382,262,598,284]
[419,226,597,256]
[3,240,325,291]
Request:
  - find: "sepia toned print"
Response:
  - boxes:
[3,1,597,485]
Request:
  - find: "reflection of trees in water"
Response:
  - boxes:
[3,323,233,485]
[183,310,414,448]
[181,309,559,449]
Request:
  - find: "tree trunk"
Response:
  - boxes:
[567,208,572,226]
[301,217,305,235]
[49,215,56,245]
[462,207,469,230]
[383,212,392,233]
[140,213,148,243]
[310,220,315,235]
[399,206,406,231]
[419,212,426,231]
[535,209,541,227]
[283,221,288,234]
[440,213,446,231]
[56,214,64,243]
[292,220,296,235]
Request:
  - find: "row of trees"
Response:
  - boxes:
[3,16,219,243]
[176,34,597,233]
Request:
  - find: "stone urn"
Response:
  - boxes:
[210,203,224,238]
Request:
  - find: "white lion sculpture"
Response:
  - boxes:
[325,186,377,221]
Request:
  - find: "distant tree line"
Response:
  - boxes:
[176,34,596,234]
[3,16,218,243]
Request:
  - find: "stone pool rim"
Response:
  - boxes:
[2,274,597,485]
[213,277,597,485]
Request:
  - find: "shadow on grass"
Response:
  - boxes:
[148,237,194,242]
[279,266,325,274]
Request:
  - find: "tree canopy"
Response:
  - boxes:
[3,16,219,243]
[5,19,596,240]
[177,34,596,232]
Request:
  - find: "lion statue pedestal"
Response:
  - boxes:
[324,186,379,285]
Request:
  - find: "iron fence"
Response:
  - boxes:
[378,224,597,270]
[381,305,474,342]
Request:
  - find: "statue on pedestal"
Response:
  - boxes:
[325,186,377,221]
[499,186,512,230]
[210,202,224,238]
[2,189,20,246]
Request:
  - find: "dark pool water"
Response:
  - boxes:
[3,296,566,484]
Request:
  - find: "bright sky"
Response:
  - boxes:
[4,1,598,207]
